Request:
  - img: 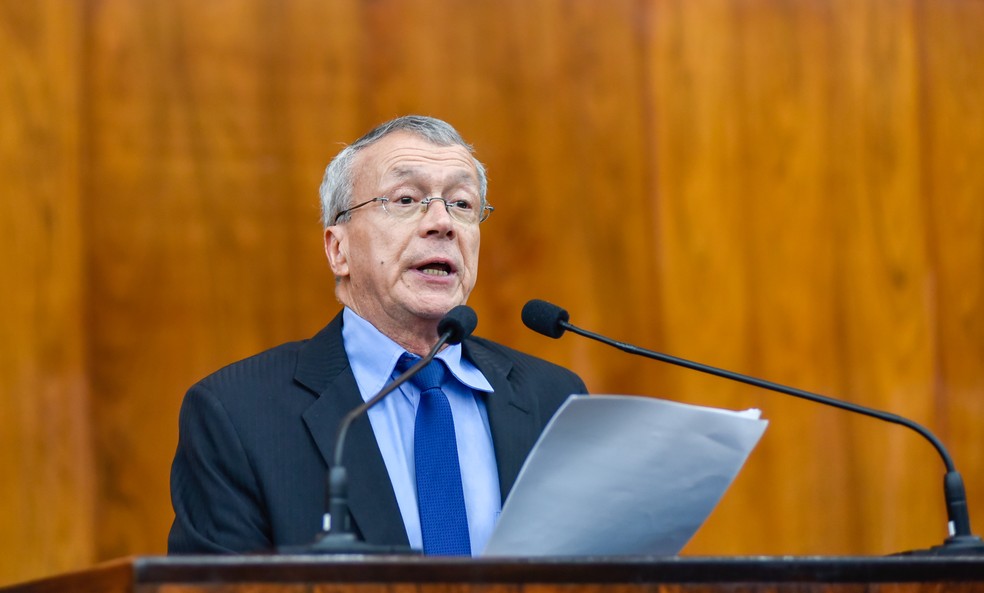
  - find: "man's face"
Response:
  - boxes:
[325,132,482,337]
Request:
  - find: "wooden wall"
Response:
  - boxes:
[2,0,982,584]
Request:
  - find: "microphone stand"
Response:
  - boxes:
[557,318,984,555]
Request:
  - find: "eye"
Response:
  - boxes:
[448,193,479,210]
[394,194,417,206]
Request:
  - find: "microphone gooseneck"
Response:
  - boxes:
[522,298,984,556]
[287,305,477,554]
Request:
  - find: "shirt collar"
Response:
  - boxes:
[342,307,493,403]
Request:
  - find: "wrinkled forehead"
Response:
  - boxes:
[353,132,480,192]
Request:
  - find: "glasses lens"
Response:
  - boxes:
[444,199,480,224]
[384,195,420,219]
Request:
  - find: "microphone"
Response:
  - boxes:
[284,305,478,554]
[521,298,984,555]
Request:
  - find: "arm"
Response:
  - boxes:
[168,384,272,554]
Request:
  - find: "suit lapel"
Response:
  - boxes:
[464,340,537,503]
[296,314,409,547]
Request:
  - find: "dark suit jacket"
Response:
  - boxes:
[168,312,587,553]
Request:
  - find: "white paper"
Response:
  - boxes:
[482,394,767,556]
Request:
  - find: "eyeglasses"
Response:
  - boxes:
[333,193,494,225]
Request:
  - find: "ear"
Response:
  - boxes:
[324,226,349,278]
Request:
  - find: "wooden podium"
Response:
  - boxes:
[3,556,983,593]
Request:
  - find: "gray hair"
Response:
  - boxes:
[319,115,488,229]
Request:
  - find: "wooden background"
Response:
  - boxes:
[2,0,982,585]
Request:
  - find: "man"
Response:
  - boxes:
[168,115,586,555]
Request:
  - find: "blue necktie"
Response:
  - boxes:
[397,354,471,556]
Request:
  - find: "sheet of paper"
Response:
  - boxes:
[482,394,767,556]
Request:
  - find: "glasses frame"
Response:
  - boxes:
[333,195,494,225]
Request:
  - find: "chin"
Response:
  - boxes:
[407,297,467,320]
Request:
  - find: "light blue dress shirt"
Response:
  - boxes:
[341,307,500,555]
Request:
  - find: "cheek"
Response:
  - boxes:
[461,231,481,258]
[467,236,481,267]
[461,236,481,280]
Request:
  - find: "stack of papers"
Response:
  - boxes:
[483,395,767,556]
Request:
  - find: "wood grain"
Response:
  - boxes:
[0,0,95,583]
[2,0,984,584]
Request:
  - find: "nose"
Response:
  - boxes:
[419,198,455,237]
[422,197,454,216]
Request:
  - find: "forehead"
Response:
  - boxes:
[353,131,479,189]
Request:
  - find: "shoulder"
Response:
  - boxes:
[176,339,317,446]
[193,339,308,396]
[189,314,345,405]
[464,335,586,392]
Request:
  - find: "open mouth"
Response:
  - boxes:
[416,261,453,277]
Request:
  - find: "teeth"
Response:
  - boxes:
[421,268,450,276]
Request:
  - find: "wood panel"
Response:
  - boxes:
[919,0,984,547]
[81,0,342,558]
[649,0,852,552]
[642,0,984,555]
[2,0,984,585]
[0,0,95,584]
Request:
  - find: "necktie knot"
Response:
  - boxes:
[396,353,447,394]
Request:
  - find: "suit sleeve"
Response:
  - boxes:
[168,383,272,554]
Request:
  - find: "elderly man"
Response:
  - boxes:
[168,116,586,555]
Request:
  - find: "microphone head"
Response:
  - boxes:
[521,299,569,339]
[438,305,478,345]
